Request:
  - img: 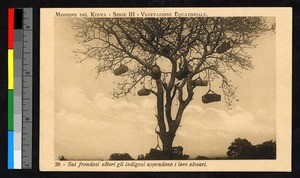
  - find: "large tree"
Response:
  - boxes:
[70,17,273,159]
[227,138,276,159]
[227,138,256,159]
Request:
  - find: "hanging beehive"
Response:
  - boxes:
[200,79,208,86]
[202,90,221,104]
[191,78,202,86]
[113,65,129,76]
[137,88,151,96]
[151,64,161,80]
[176,65,193,80]
[216,42,231,54]
[192,78,209,86]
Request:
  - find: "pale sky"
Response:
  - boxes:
[54,18,276,160]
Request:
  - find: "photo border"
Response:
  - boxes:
[40,7,292,172]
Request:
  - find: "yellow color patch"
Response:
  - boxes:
[8,49,14,89]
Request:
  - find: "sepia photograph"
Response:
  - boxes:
[40,8,292,171]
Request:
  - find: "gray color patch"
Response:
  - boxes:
[22,8,33,169]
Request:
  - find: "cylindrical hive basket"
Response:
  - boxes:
[192,78,202,86]
[113,65,129,76]
[216,42,231,54]
[202,90,221,104]
[192,78,209,86]
[176,65,192,80]
[137,88,151,96]
[200,79,208,86]
[151,65,161,80]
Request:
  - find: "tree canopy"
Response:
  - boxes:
[227,138,276,159]
[70,17,274,158]
[109,153,134,160]
[71,17,273,105]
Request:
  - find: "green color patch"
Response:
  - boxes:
[8,90,13,131]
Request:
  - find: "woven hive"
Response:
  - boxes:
[176,65,192,80]
[113,65,129,76]
[151,65,161,80]
[202,92,221,104]
[200,79,208,86]
[137,88,151,96]
[216,42,231,54]
[191,78,203,86]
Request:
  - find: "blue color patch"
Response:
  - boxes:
[8,131,14,169]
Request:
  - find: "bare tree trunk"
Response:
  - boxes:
[156,78,191,159]
[159,95,186,159]
[156,81,166,128]
[160,132,175,159]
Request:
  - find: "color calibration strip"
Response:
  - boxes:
[8,8,14,169]
[8,8,33,169]
[21,8,33,169]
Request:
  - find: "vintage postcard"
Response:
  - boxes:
[40,8,292,171]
